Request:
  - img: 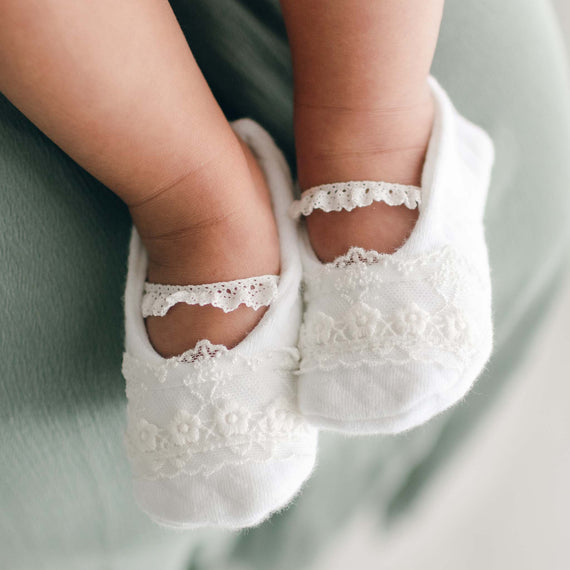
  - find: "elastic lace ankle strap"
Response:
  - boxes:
[141,274,279,318]
[289,180,421,220]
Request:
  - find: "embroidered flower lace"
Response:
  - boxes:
[123,345,311,480]
[142,275,279,317]
[299,245,490,372]
[289,181,421,219]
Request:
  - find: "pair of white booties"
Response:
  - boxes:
[122,77,494,529]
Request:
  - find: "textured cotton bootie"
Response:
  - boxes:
[290,77,495,434]
[122,119,318,529]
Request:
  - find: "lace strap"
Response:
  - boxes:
[142,275,279,317]
[289,181,421,220]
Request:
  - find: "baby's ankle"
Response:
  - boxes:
[142,210,278,357]
[294,86,434,261]
[129,138,281,357]
[130,135,279,277]
[294,85,434,189]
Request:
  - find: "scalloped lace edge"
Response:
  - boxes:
[142,274,279,317]
[173,339,228,364]
[289,181,421,219]
[330,246,392,268]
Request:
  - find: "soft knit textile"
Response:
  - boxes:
[294,77,495,434]
[122,118,318,529]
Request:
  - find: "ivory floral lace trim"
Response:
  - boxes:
[176,339,228,364]
[122,347,311,480]
[305,246,469,298]
[299,301,476,371]
[331,246,394,268]
[289,181,421,219]
[125,396,311,479]
[142,274,279,317]
[299,245,490,372]
[123,345,300,389]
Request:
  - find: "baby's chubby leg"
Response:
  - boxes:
[0,0,279,355]
[280,0,444,260]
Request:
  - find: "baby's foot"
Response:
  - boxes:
[129,133,280,357]
[293,78,495,434]
[123,119,318,529]
[294,85,434,260]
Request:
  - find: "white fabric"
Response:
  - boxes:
[296,76,495,434]
[289,180,421,220]
[142,274,279,317]
[122,119,318,529]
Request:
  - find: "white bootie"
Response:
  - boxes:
[291,77,495,434]
[122,119,318,529]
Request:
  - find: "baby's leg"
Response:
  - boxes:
[280,0,443,260]
[0,0,279,355]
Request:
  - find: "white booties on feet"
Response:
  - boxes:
[290,77,495,434]
[122,119,318,529]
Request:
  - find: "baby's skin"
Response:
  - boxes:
[0,0,443,356]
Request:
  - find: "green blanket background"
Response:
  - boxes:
[1,1,569,569]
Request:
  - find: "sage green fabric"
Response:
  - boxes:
[1,1,569,569]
